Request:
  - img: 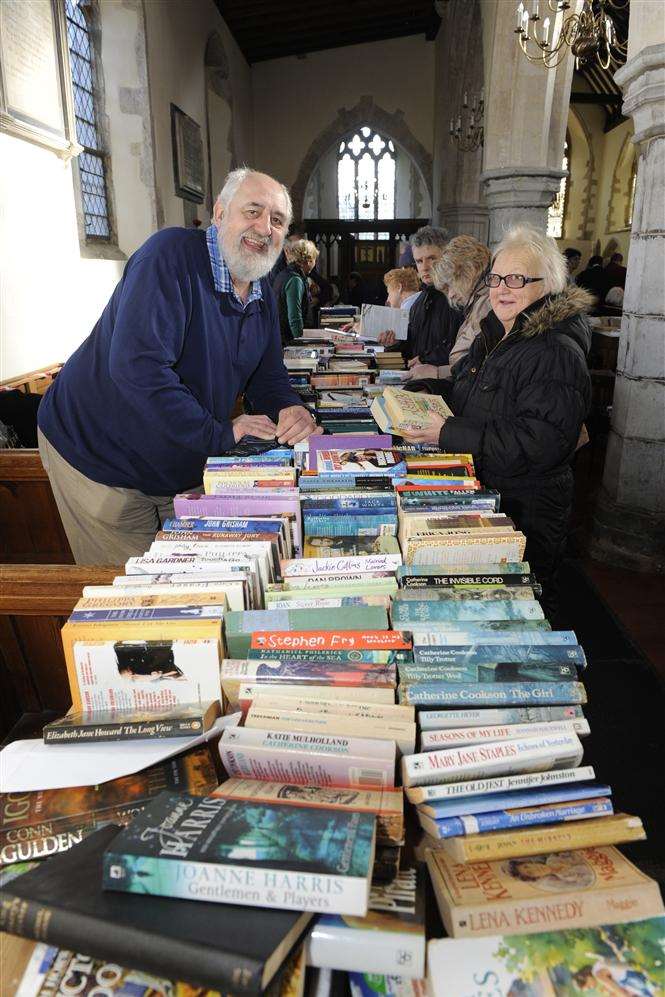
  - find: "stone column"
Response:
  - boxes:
[481,167,565,249]
[439,203,489,242]
[591,42,665,571]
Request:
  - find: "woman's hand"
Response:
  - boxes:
[401,412,447,446]
[404,362,438,381]
[378,330,396,346]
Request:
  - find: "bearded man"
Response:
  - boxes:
[37,168,316,564]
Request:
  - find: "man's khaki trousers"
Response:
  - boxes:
[38,428,175,565]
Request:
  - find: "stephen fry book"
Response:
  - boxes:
[102,791,376,915]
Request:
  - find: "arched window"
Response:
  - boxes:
[548,133,570,239]
[65,0,111,240]
[337,127,396,239]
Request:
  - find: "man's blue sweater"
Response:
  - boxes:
[38,227,302,495]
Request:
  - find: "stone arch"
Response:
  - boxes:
[204,32,235,214]
[566,106,596,240]
[290,96,433,221]
[607,131,637,233]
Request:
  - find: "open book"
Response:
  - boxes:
[360,304,410,342]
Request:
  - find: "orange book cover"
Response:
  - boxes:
[249,630,412,652]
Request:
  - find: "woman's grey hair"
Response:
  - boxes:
[493,225,568,295]
[410,225,448,250]
[286,239,319,269]
[217,167,293,226]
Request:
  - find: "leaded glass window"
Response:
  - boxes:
[337,128,396,239]
[547,135,570,239]
[65,0,111,240]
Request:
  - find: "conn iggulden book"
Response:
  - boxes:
[0,826,313,993]
[102,791,376,916]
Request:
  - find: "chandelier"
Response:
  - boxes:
[449,90,484,152]
[515,0,628,71]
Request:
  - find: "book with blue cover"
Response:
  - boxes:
[103,792,376,916]
[412,643,586,667]
[398,681,588,707]
[418,781,612,819]
[163,518,286,535]
[418,705,585,730]
[399,661,580,684]
[411,629,578,647]
[420,796,614,838]
[391,599,544,623]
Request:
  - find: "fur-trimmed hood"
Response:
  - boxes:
[518,284,595,340]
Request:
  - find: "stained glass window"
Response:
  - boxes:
[337,127,396,239]
[65,0,111,240]
[547,135,570,239]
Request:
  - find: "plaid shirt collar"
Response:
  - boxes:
[206,224,263,307]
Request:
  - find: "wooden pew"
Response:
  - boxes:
[0,450,74,563]
[0,564,119,741]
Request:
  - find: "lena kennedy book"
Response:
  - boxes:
[103,792,376,916]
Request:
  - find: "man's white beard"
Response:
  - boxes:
[218,223,281,283]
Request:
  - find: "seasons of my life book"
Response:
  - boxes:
[102,791,376,916]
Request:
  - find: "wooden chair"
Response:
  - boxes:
[0,450,74,563]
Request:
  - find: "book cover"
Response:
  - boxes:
[412,644,586,667]
[438,813,646,863]
[418,705,585,730]
[349,974,426,997]
[419,797,614,839]
[307,867,425,978]
[42,701,221,743]
[419,719,590,751]
[213,780,403,845]
[400,662,580,684]
[398,682,588,707]
[418,780,611,819]
[1,826,313,992]
[103,793,376,916]
[427,917,665,996]
[401,732,584,788]
[426,845,664,938]
[0,746,217,865]
[382,388,453,431]
[315,450,406,476]
[15,943,175,995]
[404,765,597,805]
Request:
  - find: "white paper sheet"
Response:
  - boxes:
[359,304,410,342]
[0,713,241,792]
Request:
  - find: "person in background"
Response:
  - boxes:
[346,271,366,308]
[383,225,463,370]
[269,223,306,285]
[272,239,318,344]
[406,235,491,381]
[398,240,416,268]
[563,247,582,281]
[37,168,317,564]
[384,266,422,312]
[576,254,608,302]
[603,252,627,290]
[401,225,593,620]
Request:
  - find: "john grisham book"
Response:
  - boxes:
[103,791,376,916]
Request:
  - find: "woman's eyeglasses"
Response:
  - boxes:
[485,274,545,289]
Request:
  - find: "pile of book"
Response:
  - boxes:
[1,435,663,997]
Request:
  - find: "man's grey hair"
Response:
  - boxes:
[217,167,293,226]
[410,225,448,250]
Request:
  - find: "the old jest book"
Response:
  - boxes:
[426,845,664,937]
[103,791,376,916]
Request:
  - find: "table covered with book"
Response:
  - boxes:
[1,330,663,997]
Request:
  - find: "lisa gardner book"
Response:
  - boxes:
[103,791,376,916]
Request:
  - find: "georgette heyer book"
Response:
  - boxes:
[103,791,376,916]
[426,846,665,938]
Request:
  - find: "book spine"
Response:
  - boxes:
[0,827,89,865]
[405,765,597,803]
[412,630,575,647]
[43,716,207,742]
[400,663,579,684]
[392,601,544,623]
[399,682,587,707]
[247,648,406,663]
[418,706,584,729]
[0,892,264,992]
[422,782,611,817]
[307,924,425,978]
[419,719,590,750]
[103,854,368,916]
[444,814,645,862]
[412,645,586,667]
[427,798,613,838]
[448,883,665,939]
[219,742,394,790]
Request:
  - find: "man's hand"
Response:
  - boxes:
[407,355,421,368]
[400,412,447,446]
[276,405,317,445]
[378,330,396,346]
[404,363,438,381]
[232,413,277,443]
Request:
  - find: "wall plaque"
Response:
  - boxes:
[171,103,204,203]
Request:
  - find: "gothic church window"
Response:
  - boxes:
[338,127,396,239]
[547,134,570,239]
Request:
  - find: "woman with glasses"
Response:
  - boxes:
[403,225,593,620]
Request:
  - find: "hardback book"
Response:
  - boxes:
[371,388,453,434]
[398,681,588,708]
[404,764,597,805]
[417,780,611,819]
[245,707,416,756]
[307,867,425,978]
[399,662,580,684]
[411,630,577,647]
[426,917,665,996]
[401,731,584,788]
[426,845,664,937]
[213,779,404,845]
[0,746,217,866]
[419,718,590,751]
[303,537,401,558]
[436,812,646,863]
[418,705,585,730]
[102,792,376,916]
[235,682,396,710]
[412,643,586,667]
[0,826,313,992]
[219,727,396,789]
[42,700,221,743]
[417,796,614,839]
